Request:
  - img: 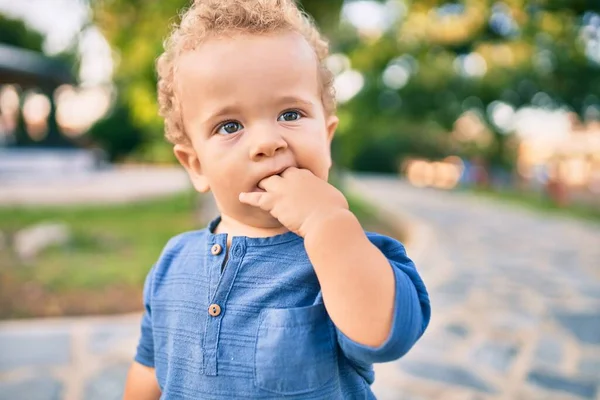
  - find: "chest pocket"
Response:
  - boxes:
[254,303,338,395]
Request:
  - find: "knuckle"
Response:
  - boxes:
[258,195,270,208]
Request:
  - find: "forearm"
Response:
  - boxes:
[123,362,161,400]
[304,209,395,347]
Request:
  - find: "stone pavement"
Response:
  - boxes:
[1,174,599,399]
[355,175,600,400]
[0,314,139,400]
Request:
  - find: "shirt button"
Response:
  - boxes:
[208,303,221,317]
[210,244,222,256]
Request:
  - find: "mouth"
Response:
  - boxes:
[250,166,294,192]
[270,166,290,177]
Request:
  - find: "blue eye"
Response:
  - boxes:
[217,121,243,135]
[278,111,302,122]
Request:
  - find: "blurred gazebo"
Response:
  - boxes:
[0,44,107,179]
[0,43,76,147]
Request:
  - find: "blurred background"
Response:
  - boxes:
[0,0,599,399]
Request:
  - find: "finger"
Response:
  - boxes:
[280,166,299,178]
[238,192,263,207]
[257,174,283,192]
[239,192,272,210]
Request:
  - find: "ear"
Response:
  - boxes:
[173,144,210,193]
[325,115,339,144]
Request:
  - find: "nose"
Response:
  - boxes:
[248,125,288,160]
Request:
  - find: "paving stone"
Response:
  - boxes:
[580,284,600,299]
[578,358,600,379]
[406,330,461,361]
[554,312,600,345]
[550,250,580,267]
[429,292,466,310]
[527,369,597,399]
[437,278,473,296]
[524,278,564,299]
[0,330,70,371]
[445,323,469,338]
[398,361,496,393]
[0,376,62,400]
[372,385,425,400]
[355,176,600,397]
[84,362,130,400]
[491,310,539,332]
[559,270,595,289]
[533,335,564,366]
[471,341,519,373]
[88,323,139,354]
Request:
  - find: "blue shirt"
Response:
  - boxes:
[135,217,430,399]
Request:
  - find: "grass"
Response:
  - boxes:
[0,188,401,319]
[0,192,200,318]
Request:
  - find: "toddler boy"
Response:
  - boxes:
[124,0,430,398]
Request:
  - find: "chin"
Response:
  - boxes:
[221,204,284,229]
[246,210,285,229]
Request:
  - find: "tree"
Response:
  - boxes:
[92,0,600,171]
[334,0,600,172]
[0,14,45,51]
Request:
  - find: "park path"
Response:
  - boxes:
[0,166,190,206]
[1,174,599,399]
[356,175,600,400]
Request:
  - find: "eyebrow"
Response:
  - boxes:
[197,104,242,129]
[274,96,315,108]
[205,105,241,120]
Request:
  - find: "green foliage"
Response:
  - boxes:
[0,192,199,293]
[0,14,44,51]
[329,0,600,173]
[0,192,200,317]
[91,0,600,172]
[88,96,144,161]
[0,13,80,82]
[300,0,344,37]
[91,0,190,160]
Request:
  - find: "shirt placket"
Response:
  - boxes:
[203,237,246,376]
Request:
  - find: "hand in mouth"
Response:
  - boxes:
[251,166,294,192]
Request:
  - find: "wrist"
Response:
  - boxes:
[302,207,358,243]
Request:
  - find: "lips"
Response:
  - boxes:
[251,166,294,192]
[269,166,290,177]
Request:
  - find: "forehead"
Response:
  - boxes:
[175,32,320,113]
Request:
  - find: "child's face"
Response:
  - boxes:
[174,31,338,229]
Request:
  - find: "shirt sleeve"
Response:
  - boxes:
[335,232,431,366]
[134,265,156,368]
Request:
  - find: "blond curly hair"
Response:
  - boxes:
[156,0,336,145]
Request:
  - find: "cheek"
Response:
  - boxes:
[201,144,238,174]
[293,132,332,178]
[202,150,250,193]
